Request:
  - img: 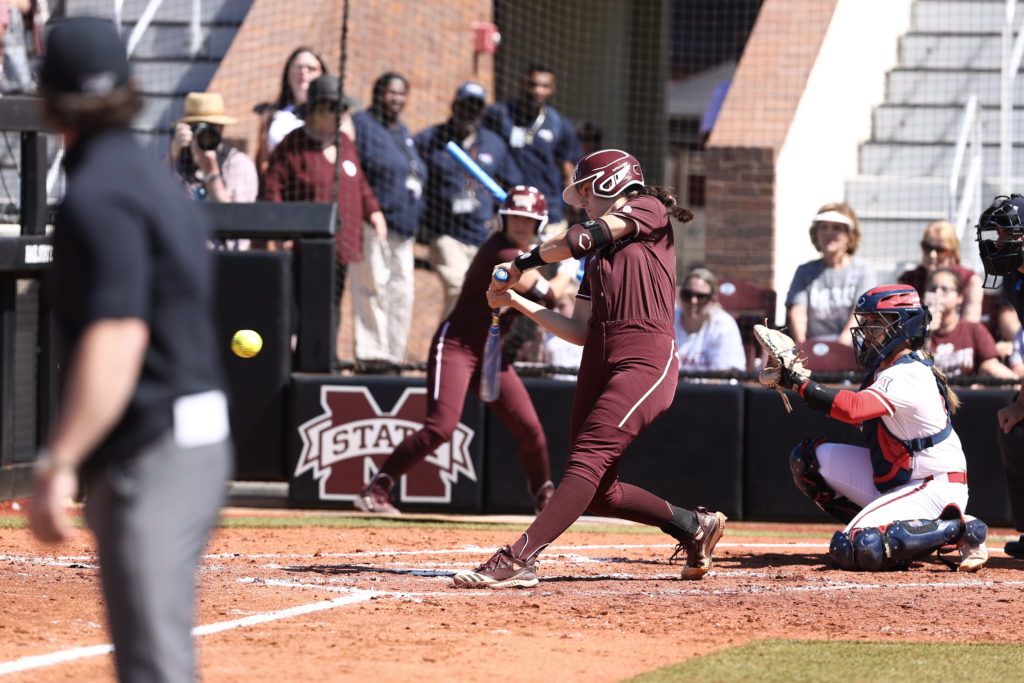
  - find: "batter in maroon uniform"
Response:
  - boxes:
[356,186,569,514]
[454,149,727,588]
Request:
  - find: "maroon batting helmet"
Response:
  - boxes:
[562,149,645,206]
[500,185,548,234]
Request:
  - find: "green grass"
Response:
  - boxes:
[626,640,1024,682]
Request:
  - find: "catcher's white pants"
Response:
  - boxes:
[815,442,971,533]
[350,226,415,364]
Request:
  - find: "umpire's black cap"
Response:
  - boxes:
[40,17,130,95]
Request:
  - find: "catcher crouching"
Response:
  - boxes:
[754,285,988,572]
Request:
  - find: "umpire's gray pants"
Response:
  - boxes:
[85,431,233,683]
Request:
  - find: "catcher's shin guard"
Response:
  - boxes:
[789,439,862,524]
[830,518,965,571]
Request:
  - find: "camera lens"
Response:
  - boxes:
[192,122,221,151]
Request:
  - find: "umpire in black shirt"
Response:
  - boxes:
[28,17,233,682]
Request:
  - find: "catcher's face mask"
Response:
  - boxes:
[851,286,930,370]
[976,194,1024,287]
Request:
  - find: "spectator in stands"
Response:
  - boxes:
[168,92,258,203]
[263,74,386,332]
[899,219,983,323]
[543,288,583,380]
[350,72,425,370]
[416,82,523,316]
[1,0,33,93]
[786,203,877,345]
[924,268,1017,380]
[483,63,581,236]
[674,267,746,372]
[256,46,327,172]
[576,120,603,157]
[1007,328,1024,378]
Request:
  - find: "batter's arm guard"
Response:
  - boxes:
[566,218,613,259]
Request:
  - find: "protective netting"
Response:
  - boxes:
[1,0,1021,383]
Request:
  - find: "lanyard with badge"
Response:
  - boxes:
[451,140,482,215]
[388,123,424,200]
[509,108,546,148]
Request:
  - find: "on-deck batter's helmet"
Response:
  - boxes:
[976,194,1024,285]
[500,185,548,234]
[562,149,645,206]
[850,285,930,370]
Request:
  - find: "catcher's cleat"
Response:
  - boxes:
[1004,535,1024,559]
[670,507,727,580]
[533,480,555,514]
[353,473,400,515]
[956,536,989,572]
[452,546,539,589]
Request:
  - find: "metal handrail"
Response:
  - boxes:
[949,95,978,214]
[120,0,203,58]
[949,95,985,250]
[125,0,165,57]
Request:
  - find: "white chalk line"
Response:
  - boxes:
[0,587,380,676]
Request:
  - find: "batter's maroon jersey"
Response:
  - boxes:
[576,195,675,333]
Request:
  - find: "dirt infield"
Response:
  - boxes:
[2,507,1023,682]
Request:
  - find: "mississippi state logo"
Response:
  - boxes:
[295,386,477,503]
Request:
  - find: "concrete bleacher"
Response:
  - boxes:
[850,0,1024,272]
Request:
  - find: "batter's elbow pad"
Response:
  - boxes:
[566,218,612,259]
[801,380,838,414]
[789,439,861,524]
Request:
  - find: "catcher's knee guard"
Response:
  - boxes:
[789,439,862,524]
[829,518,965,571]
[963,518,988,546]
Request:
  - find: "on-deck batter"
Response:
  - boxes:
[356,186,568,514]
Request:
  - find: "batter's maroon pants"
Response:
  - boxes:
[513,322,680,559]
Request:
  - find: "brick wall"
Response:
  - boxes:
[208,0,494,157]
[704,0,839,292]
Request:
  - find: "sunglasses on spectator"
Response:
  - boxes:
[926,285,959,294]
[681,289,712,302]
[921,241,951,254]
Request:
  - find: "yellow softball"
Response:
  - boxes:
[230,329,263,358]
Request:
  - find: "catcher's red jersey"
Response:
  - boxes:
[576,195,674,332]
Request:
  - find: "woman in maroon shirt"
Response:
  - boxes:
[453,150,726,589]
[925,268,1016,380]
[263,74,386,305]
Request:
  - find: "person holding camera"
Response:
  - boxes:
[169,91,258,203]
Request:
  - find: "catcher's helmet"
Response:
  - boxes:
[562,149,644,206]
[850,285,930,370]
[976,194,1024,284]
[499,185,548,234]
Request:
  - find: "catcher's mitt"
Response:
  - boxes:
[753,323,810,413]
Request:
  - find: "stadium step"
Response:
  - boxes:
[860,140,1024,178]
[66,0,252,24]
[872,104,1024,144]
[886,68,1024,108]
[912,0,1024,34]
[901,32,1010,71]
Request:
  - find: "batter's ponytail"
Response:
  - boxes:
[629,186,694,223]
